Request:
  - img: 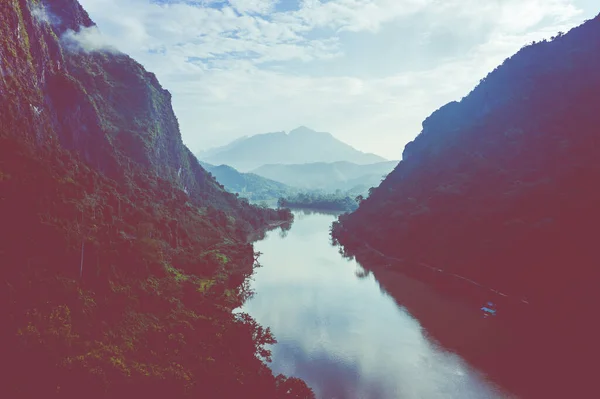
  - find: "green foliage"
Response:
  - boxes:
[333,15,600,309]
[200,162,296,201]
[0,0,304,396]
[279,191,359,212]
[0,132,308,398]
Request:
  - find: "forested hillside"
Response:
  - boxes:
[278,192,359,212]
[199,161,295,202]
[0,0,310,397]
[333,14,600,311]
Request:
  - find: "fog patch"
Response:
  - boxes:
[31,3,61,26]
[61,26,119,54]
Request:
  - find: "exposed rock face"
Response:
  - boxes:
[1,0,229,207]
[0,2,309,398]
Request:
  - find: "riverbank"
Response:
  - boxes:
[246,218,293,244]
[241,210,509,399]
[333,232,598,398]
[336,238,529,314]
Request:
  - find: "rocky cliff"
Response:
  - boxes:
[0,1,309,398]
[1,0,238,209]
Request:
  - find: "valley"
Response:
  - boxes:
[197,134,398,211]
[2,1,600,398]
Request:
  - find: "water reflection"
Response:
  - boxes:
[241,211,511,399]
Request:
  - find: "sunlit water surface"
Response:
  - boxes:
[241,210,511,399]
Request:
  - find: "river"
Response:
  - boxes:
[240,210,514,399]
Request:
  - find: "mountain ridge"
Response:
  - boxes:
[252,160,398,192]
[332,16,600,398]
[333,12,600,306]
[200,126,386,171]
[199,161,295,201]
[332,13,600,397]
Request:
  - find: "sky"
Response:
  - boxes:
[76,0,599,160]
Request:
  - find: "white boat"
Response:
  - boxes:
[481,302,497,317]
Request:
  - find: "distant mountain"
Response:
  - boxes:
[200,126,387,171]
[199,161,295,201]
[252,161,398,193]
[198,135,249,159]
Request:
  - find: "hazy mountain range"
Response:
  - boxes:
[252,161,398,193]
[199,161,295,201]
[198,158,397,201]
[199,126,387,171]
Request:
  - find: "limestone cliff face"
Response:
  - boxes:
[1,0,228,207]
[0,3,304,397]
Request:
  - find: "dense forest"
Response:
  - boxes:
[197,161,371,211]
[0,131,308,398]
[333,13,600,310]
[0,0,311,398]
[199,161,296,202]
[331,14,600,397]
[279,192,359,212]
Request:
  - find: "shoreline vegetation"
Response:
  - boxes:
[329,227,586,399]
[246,218,294,244]
[1,128,312,399]
[278,193,359,212]
[332,231,527,307]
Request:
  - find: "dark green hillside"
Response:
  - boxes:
[278,192,359,212]
[332,14,600,397]
[0,0,309,398]
[200,162,295,201]
[333,14,600,309]
[0,132,305,399]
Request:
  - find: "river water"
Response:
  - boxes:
[241,210,513,399]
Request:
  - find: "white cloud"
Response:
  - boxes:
[229,0,280,14]
[31,3,61,25]
[61,26,119,53]
[76,0,598,158]
[276,0,429,33]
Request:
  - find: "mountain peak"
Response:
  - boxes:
[289,126,318,135]
[199,127,386,171]
[47,0,96,33]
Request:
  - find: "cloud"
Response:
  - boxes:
[30,3,61,26]
[61,26,119,53]
[76,0,597,158]
[229,0,280,14]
